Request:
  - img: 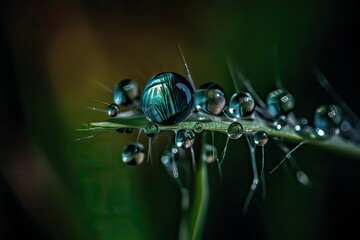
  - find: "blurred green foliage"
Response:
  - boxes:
[1,0,359,240]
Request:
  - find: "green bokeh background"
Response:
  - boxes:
[1,0,359,239]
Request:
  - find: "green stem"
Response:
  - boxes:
[84,117,360,159]
[190,156,209,240]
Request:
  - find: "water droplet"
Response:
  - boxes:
[176,129,195,149]
[144,122,159,138]
[125,128,134,134]
[161,145,180,178]
[227,122,243,139]
[116,128,124,133]
[202,144,218,163]
[193,122,204,133]
[194,82,226,115]
[254,131,268,146]
[113,79,140,106]
[296,171,310,186]
[121,143,145,165]
[339,120,360,142]
[141,72,194,125]
[294,117,316,139]
[107,103,120,117]
[295,117,309,132]
[272,115,287,130]
[266,89,295,118]
[228,92,255,118]
[314,104,342,137]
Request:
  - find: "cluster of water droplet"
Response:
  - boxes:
[79,63,360,217]
[103,71,355,171]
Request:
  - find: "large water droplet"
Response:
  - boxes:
[141,72,194,125]
[144,122,159,138]
[202,144,218,163]
[254,131,268,146]
[113,79,140,106]
[228,92,255,118]
[314,104,342,137]
[107,103,120,117]
[266,89,295,118]
[194,82,226,115]
[227,122,243,139]
[121,143,145,165]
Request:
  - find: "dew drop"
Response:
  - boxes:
[227,122,243,139]
[202,144,218,163]
[194,82,226,115]
[121,143,145,165]
[141,72,194,125]
[296,170,310,186]
[266,89,295,118]
[228,92,255,118]
[314,104,342,137]
[294,117,316,139]
[116,128,124,133]
[107,103,120,117]
[294,117,309,132]
[193,122,204,133]
[339,120,360,142]
[176,129,195,149]
[161,145,180,178]
[272,115,287,130]
[254,131,268,146]
[144,122,159,138]
[125,128,134,134]
[113,79,140,106]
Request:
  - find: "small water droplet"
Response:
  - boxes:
[161,145,180,178]
[194,82,226,115]
[228,92,255,118]
[121,143,145,165]
[202,144,218,163]
[296,171,310,186]
[294,117,316,139]
[272,115,287,130]
[144,122,159,138]
[125,128,134,134]
[141,72,194,125]
[116,128,125,133]
[176,129,195,149]
[113,79,140,106]
[314,104,342,137]
[295,117,308,132]
[266,89,295,118]
[339,120,360,142]
[193,122,204,133]
[227,122,243,139]
[254,131,268,146]
[107,103,120,117]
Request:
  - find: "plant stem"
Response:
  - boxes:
[190,154,209,240]
[85,116,360,159]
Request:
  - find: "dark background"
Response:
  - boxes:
[1,0,359,239]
